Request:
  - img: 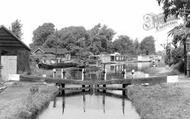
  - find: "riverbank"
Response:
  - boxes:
[127,82,190,119]
[0,82,58,119]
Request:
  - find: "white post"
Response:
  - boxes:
[104,69,107,81]
[61,68,64,79]
[82,68,84,81]
[124,69,127,79]
[53,69,56,78]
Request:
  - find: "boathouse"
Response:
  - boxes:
[0,25,30,81]
[32,47,70,64]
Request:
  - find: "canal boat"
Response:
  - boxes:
[37,62,86,70]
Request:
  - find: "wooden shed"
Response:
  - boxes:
[0,25,30,81]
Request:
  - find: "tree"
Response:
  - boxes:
[87,24,115,54]
[133,38,140,55]
[30,23,115,56]
[171,45,184,64]
[32,23,55,46]
[57,26,88,48]
[113,35,135,55]
[43,34,60,48]
[140,36,156,55]
[157,0,190,74]
[11,19,23,39]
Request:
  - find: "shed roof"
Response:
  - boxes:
[0,25,30,51]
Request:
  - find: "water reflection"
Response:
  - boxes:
[105,62,152,73]
[83,93,86,112]
[37,91,140,119]
[62,96,65,114]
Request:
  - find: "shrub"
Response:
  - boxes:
[30,86,39,95]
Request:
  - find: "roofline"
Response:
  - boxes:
[32,47,69,55]
[32,47,45,54]
[0,25,30,51]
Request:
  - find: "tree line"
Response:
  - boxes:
[28,23,155,57]
[156,0,190,73]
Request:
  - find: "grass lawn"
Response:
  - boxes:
[0,82,58,119]
[128,82,190,119]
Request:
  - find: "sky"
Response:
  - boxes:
[0,0,179,51]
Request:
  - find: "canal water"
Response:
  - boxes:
[37,62,159,119]
[37,91,140,119]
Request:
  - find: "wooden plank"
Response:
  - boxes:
[0,38,17,41]
[20,75,167,85]
[0,44,24,47]
[60,87,127,91]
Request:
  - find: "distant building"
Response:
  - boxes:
[99,52,128,63]
[0,25,30,81]
[32,47,70,64]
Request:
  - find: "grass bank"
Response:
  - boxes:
[0,82,58,119]
[127,83,190,119]
[143,66,180,76]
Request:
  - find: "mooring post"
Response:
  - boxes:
[53,68,56,78]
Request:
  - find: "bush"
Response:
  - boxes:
[172,60,184,73]
[30,86,39,95]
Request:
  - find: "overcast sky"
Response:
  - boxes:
[0,0,177,51]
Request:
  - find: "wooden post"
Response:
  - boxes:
[122,84,127,96]
[89,85,93,92]
[61,83,65,95]
[61,68,66,79]
[82,85,85,92]
[103,84,106,93]
[53,69,56,78]
[122,69,125,78]
[96,84,99,92]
